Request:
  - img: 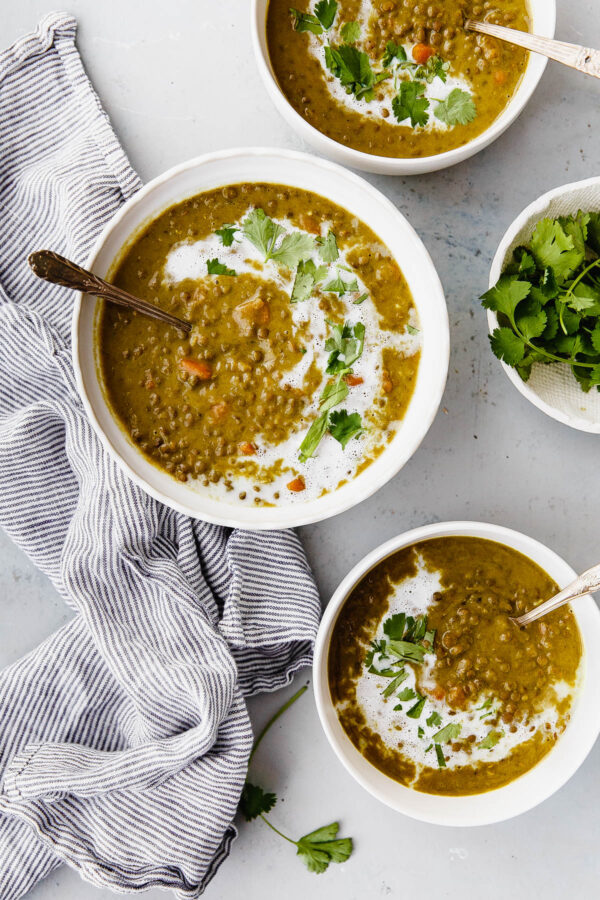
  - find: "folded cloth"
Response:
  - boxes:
[0,13,320,899]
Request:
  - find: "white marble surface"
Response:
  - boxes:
[2,2,600,898]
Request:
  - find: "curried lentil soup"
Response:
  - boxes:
[267,0,530,159]
[97,183,420,506]
[328,537,582,795]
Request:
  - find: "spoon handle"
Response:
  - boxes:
[514,562,600,627]
[465,20,600,80]
[28,250,192,333]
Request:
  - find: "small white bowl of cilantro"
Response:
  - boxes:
[485,177,600,432]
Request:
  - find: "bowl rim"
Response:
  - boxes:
[250,0,556,176]
[487,175,600,435]
[71,146,449,529]
[313,520,600,826]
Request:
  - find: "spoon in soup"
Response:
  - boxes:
[464,20,600,80]
[28,250,192,334]
[511,562,600,627]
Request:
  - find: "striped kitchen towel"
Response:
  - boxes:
[0,12,320,899]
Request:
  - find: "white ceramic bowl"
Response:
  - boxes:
[72,148,449,529]
[251,0,555,176]
[313,520,600,826]
[488,176,600,433]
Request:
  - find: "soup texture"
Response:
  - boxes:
[328,537,582,795]
[267,0,530,158]
[98,183,420,506]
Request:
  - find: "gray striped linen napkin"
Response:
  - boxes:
[0,12,320,899]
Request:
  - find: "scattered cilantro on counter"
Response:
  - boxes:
[240,683,353,874]
[482,210,600,391]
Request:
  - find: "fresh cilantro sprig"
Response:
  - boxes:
[240,684,353,874]
[482,210,600,391]
[243,209,315,269]
[298,320,365,461]
[207,258,236,276]
[325,43,388,102]
[215,225,238,247]
[291,0,338,34]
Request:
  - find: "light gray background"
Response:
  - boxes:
[1,1,599,898]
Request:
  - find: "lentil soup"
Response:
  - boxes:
[328,536,582,795]
[267,0,530,159]
[97,182,420,506]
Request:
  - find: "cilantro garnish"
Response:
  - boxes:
[478,730,504,750]
[291,0,337,34]
[325,321,364,373]
[353,292,368,305]
[435,744,446,768]
[406,696,426,719]
[207,258,236,276]
[340,20,360,43]
[432,722,461,744]
[242,209,315,268]
[323,272,360,294]
[325,43,386,102]
[381,669,408,698]
[392,81,429,127]
[241,684,353,874]
[317,230,339,263]
[382,41,407,67]
[426,710,442,729]
[434,88,476,126]
[215,225,238,247]
[482,210,600,391]
[329,410,364,448]
[415,55,449,83]
[291,259,328,303]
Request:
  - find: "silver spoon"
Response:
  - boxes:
[465,20,600,80]
[28,250,192,334]
[511,562,600,627]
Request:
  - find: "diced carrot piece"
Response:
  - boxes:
[494,69,507,85]
[432,686,445,701]
[382,369,393,393]
[344,374,364,387]
[412,43,435,65]
[239,441,256,455]
[287,476,305,492]
[179,358,212,379]
[210,401,229,420]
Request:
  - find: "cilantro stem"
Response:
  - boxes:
[509,313,599,369]
[260,814,297,845]
[564,256,600,301]
[249,684,308,764]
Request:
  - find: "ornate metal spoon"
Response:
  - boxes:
[28,250,192,333]
[511,562,600,627]
[465,20,600,80]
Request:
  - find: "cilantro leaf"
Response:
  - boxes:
[243,208,285,257]
[325,44,377,101]
[530,218,584,281]
[406,696,426,719]
[314,0,338,29]
[489,327,526,366]
[478,730,504,750]
[215,225,237,247]
[434,88,476,126]
[317,230,339,263]
[271,231,316,268]
[397,687,417,702]
[382,41,407,66]
[326,322,365,372]
[296,822,353,874]
[515,299,547,341]
[435,744,446,768]
[392,81,429,127]
[298,411,329,463]
[415,55,449,83]
[353,292,368,305]
[291,258,328,303]
[340,20,360,42]
[290,9,323,34]
[328,410,364,448]
[323,273,359,294]
[381,669,408,698]
[240,782,277,821]
[426,710,442,728]
[432,722,461,743]
[207,258,236,276]
[383,613,406,640]
[481,276,531,320]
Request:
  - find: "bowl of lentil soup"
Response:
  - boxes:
[313,521,600,825]
[253,0,555,175]
[73,148,448,528]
